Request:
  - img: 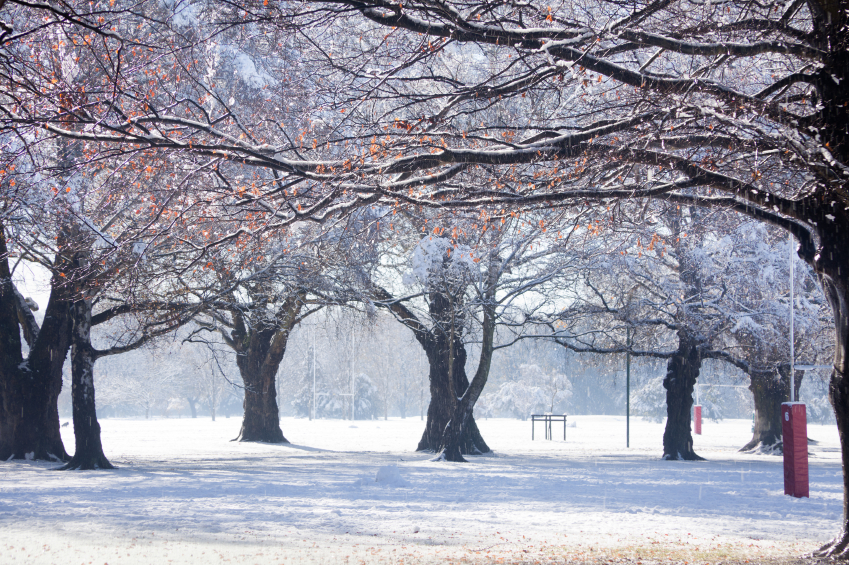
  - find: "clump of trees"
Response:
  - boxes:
[2,0,849,554]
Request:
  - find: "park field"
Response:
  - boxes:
[0,415,841,564]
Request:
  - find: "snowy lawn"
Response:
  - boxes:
[0,415,841,564]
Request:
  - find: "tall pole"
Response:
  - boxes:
[626,326,631,448]
[351,331,356,420]
[312,326,316,420]
[789,234,795,402]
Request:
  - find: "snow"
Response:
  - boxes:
[160,0,200,28]
[232,51,275,89]
[10,260,51,321]
[405,235,477,287]
[370,465,410,487]
[0,416,841,564]
[132,241,147,256]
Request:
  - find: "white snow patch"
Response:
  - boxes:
[374,465,409,487]
[0,417,841,564]
[160,0,200,27]
[404,236,477,287]
[232,51,276,89]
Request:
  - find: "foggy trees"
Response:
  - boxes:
[708,221,831,452]
[2,0,849,549]
[284,312,429,420]
[257,1,849,546]
[191,231,323,443]
[365,208,589,460]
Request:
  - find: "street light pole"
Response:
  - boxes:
[626,326,631,448]
[312,326,317,420]
[789,233,795,402]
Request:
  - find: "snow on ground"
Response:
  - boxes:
[0,415,841,564]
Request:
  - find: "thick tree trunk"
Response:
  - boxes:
[227,295,304,443]
[431,285,498,462]
[0,360,69,463]
[232,324,287,443]
[740,365,802,454]
[0,229,71,461]
[662,332,704,461]
[814,245,849,557]
[370,282,493,457]
[59,298,113,470]
[809,8,849,557]
[234,359,287,443]
[416,328,490,455]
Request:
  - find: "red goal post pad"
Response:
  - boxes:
[693,405,702,435]
[781,402,809,498]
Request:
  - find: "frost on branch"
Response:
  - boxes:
[403,236,477,288]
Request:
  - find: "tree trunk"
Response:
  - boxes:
[805,8,849,556]
[814,239,849,557]
[0,228,71,462]
[226,295,304,443]
[369,283,492,456]
[231,323,293,443]
[234,350,287,442]
[662,331,704,461]
[740,365,802,453]
[187,397,197,418]
[58,298,113,470]
[431,282,498,462]
[416,330,489,455]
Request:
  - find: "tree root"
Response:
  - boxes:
[232,435,290,443]
[232,426,289,443]
[814,533,849,559]
[56,453,115,471]
[0,446,70,463]
[662,450,706,461]
[431,447,466,463]
[739,439,783,455]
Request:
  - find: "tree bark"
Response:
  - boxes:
[369,283,490,454]
[229,295,304,443]
[814,234,849,557]
[431,270,498,462]
[0,226,71,461]
[416,333,490,455]
[58,297,113,470]
[662,331,704,461]
[740,365,802,454]
[415,291,490,455]
[234,342,287,442]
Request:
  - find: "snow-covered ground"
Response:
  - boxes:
[0,415,841,564]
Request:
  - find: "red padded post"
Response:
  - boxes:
[693,405,702,435]
[781,402,809,498]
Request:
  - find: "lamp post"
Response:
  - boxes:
[626,326,631,448]
[783,234,808,498]
[790,233,795,401]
